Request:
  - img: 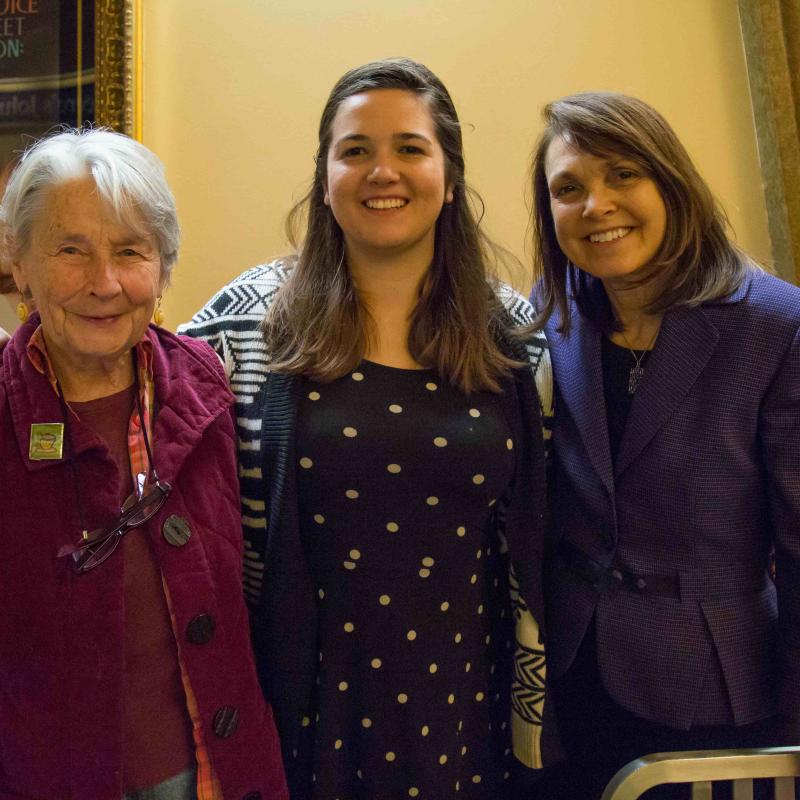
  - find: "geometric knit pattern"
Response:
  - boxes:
[508,563,547,768]
[509,563,547,723]
[512,644,547,724]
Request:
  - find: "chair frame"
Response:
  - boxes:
[601,747,800,800]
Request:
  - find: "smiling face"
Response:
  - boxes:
[12,177,163,379]
[324,88,453,268]
[544,136,667,286]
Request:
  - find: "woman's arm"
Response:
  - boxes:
[760,324,800,721]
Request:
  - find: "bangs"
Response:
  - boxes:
[555,128,656,176]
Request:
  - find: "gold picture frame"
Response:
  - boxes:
[0,1,141,306]
[95,0,143,140]
[0,0,142,161]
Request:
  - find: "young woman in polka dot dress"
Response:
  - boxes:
[180,58,554,799]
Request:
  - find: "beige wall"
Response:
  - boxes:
[141,1,769,329]
[0,301,16,334]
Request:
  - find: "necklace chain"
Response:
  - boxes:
[619,325,660,395]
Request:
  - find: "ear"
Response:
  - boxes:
[10,259,28,296]
[5,234,27,294]
[323,184,330,207]
[445,183,454,204]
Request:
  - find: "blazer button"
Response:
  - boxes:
[242,793,262,800]
[213,705,240,738]
[187,613,216,645]
[162,515,192,547]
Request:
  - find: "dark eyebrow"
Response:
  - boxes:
[395,132,433,144]
[547,170,577,184]
[337,133,368,143]
[333,132,434,147]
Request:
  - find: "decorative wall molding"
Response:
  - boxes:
[95,0,141,139]
[738,0,800,284]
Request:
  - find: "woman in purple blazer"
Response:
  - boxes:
[529,92,800,798]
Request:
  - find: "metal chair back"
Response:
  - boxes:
[600,747,800,800]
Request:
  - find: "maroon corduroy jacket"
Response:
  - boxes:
[0,317,288,800]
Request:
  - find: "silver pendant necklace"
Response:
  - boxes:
[620,326,660,395]
[625,349,648,395]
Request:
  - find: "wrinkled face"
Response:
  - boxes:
[324,88,454,266]
[12,177,163,373]
[544,136,667,284]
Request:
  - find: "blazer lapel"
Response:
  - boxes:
[546,309,615,495]
[614,305,719,478]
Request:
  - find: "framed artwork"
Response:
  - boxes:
[0,0,141,298]
[0,0,141,167]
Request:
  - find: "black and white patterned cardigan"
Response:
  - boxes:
[179,261,557,772]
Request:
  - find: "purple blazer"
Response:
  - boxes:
[539,269,800,730]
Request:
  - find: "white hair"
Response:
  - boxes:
[0,128,180,280]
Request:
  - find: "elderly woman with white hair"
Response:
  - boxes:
[0,129,288,800]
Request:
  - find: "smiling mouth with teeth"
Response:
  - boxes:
[364,198,408,210]
[588,227,631,243]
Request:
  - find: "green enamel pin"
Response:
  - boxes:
[29,423,64,461]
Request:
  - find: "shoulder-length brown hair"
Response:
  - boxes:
[530,91,754,334]
[263,57,521,393]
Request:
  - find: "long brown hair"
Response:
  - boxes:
[263,57,521,393]
[530,92,754,334]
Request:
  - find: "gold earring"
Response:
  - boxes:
[15,299,29,322]
[153,298,165,326]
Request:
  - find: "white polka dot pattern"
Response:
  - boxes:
[292,358,518,797]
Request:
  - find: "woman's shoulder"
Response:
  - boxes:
[703,268,800,344]
[176,259,291,382]
[177,259,291,339]
[152,325,230,386]
[743,269,800,320]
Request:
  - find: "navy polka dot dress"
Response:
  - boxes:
[293,361,518,799]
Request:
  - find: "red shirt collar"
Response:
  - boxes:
[26,324,154,397]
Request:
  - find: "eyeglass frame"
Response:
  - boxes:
[57,478,172,573]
